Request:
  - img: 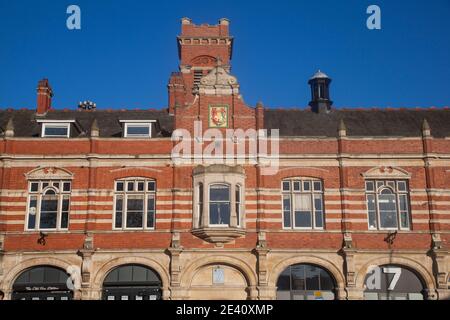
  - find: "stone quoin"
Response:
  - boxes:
[0,18,449,300]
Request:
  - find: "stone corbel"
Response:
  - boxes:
[342,240,357,289]
[168,232,183,287]
[254,232,270,286]
[78,233,95,286]
[431,245,449,289]
[341,232,356,287]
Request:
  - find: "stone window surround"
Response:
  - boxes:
[25,179,72,231]
[192,165,246,243]
[113,177,157,230]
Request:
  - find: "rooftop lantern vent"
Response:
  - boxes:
[308,70,333,114]
[78,100,97,110]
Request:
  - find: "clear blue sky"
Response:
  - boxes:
[0,0,449,110]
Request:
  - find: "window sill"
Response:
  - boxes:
[191,227,246,244]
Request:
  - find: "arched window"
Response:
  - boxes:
[365,180,410,230]
[364,265,425,300]
[114,179,156,230]
[12,266,72,300]
[27,180,71,230]
[277,264,336,300]
[209,184,231,226]
[282,178,324,229]
[103,264,162,300]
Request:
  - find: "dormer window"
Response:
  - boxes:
[120,120,155,138]
[38,120,74,138]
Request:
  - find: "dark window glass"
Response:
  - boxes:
[148,181,156,191]
[115,197,123,228]
[291,265,305,291]
[126,196,144,228]
[61,197,70,229]
[44,126,68,137]
[63,182,71,192]
[209,185,230,225]
[399,194,410,229]
[314,195,324,228]
[397,181,407,192]
[116,182,124,192]
[294,194,312,228]
[209,203,230,225]
[313,181,322,191]
[303,181,311,191]
[305,265,320,290]
[39,196,58,229]
[277,264,336,299]
[366,181,375,192]
[320,269,335,290]
[283,195,291,228]
[137,182,145,191]
[235,186,240,226]
[210,185,230,201]
[198,183,203,224]
[276,268,291,291]
[378,189,398,229]
[28,197,37,229]
[127,125,149,136]
[127,182,134,192]
[147,196,155,228]
[30,183,39,192]
[282,181,290,191]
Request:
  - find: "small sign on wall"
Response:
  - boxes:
[213,266,225,284]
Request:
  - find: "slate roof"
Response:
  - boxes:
[0,109,174,138]
[264,108,450,138]
[0,107,449,138]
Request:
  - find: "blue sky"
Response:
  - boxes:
[0,0,449,110]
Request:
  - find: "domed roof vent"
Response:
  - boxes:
[309,70,330,80]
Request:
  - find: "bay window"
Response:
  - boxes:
[192,165,246,244]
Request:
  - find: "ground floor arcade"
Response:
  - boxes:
[1,247,448,300]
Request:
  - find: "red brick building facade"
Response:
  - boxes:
[0,18,449,300]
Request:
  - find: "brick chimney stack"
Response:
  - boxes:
[36,79,53,115]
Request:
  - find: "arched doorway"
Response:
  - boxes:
[363,264,426,300]
[102,264,162,300]
[276,264,336,300]
[12,266,72,300]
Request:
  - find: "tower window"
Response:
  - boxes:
[193,70,203,86]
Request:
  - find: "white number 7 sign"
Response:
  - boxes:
[383,267,402,291]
